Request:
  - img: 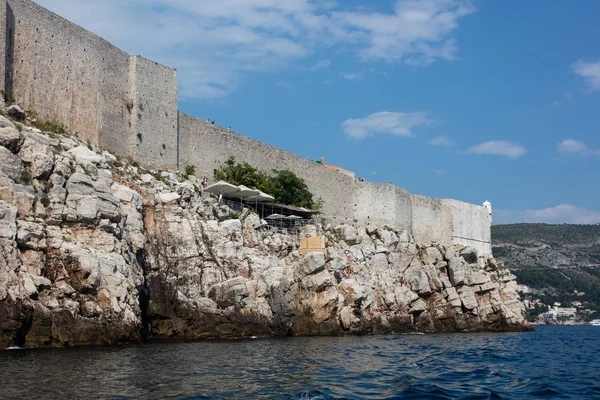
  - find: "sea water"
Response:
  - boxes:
[1,325,598,399]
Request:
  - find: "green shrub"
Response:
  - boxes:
[184,164,196,177]
[4,92,14,106]
[34,118,68,134]
[17,169,33,186]
[214,156,315,208]
[40,195,50,207]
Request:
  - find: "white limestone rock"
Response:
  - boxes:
[18,133,54,179]
[0,202,18,240]
[0,127,23,153]
[422,247,443,265]
[459,247,478,264]
[0,115,15,129]
[334,224,362,245]
[298,251,326,278]
[16,221,46,250]
[448,257,470,286]
[0,146,24,181]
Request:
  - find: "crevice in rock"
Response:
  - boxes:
[136,248,150,341]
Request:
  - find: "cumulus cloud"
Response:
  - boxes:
[465,141,526,158]
[35,0,475,100]
[309,59,331,71]
[495,204,600,225]
[341,111,435,140]
[557,139,600,156]
[572,60,600,91]
[340,72,362,80]
[276,80,294,91]
[429,136,455,146]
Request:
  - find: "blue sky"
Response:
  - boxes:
[38,0,600,224]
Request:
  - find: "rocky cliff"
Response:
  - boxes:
[0,109,530,348]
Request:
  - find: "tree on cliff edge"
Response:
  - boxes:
[214,157,314,208]
[214,156,263,187]
[261,170,313,209]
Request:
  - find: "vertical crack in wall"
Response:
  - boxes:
[4,4,15,97]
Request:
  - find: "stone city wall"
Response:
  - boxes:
[0,0,5,93]
[0,0,493,254]
[443,199,492,254]
[178,113,493,253]
[127,55,178,170]
[178,112,356,225]
[2,0,179,169]
[5,0,132,145]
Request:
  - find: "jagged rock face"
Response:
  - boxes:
[0,115,531,348]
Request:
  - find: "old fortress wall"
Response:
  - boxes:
[0,0,492,254]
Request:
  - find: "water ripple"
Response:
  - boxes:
[0,326,599,399]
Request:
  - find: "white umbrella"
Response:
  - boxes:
[246,190,275,202]
[234,185,260,199]
[265,214,285,219]
[285,215,303,220]
[203,180,240,196]
[246,190,275,217]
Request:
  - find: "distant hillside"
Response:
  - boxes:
[492,223,600,306]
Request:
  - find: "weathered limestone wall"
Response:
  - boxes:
[411,195,450,247]
[5,0,132,145]
[444,199,492,255]
[178,112,356,225]
[0,0,6,93]
[127,56,178,170]
[353,182,413,231]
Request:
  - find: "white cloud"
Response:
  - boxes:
[341,111,435,140]
[429,135,455,146]
[546,93,573,108]
[495,204,600,225]
[309,59,331,71]
[332,1,475,65]
[276,80,294,90]
[545,101,561,108]
[35,0,475,100]
[340,72,362,80]
[432,168,446,175]
[465,141,526,158]
[572,60,600,91]
[557,139,600,156]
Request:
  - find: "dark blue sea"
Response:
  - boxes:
[1,325,599,399]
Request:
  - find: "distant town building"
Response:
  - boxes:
[543,305,577,323]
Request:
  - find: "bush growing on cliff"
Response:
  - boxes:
[214,156,315,208]
[215,156,264,187]
[34,118,68,135]
[261,170,314,209]
[184,164,196,177]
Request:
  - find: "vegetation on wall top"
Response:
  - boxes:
[214,156,316,209]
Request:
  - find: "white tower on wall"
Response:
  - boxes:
[483,200,492,222]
